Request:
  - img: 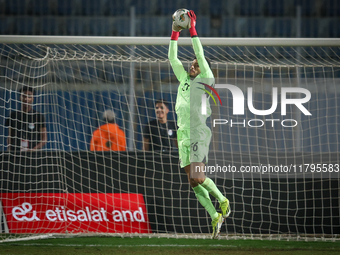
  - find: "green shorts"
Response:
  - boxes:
[177,125,212,168]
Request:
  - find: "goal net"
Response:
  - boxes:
[0,36,339,241]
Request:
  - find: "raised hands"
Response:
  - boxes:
[187,10,196,28]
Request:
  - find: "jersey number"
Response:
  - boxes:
[192,142,198,152]
[182,83,190,91]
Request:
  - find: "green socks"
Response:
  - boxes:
[192,184,218,220]
[201,177,226,203]
[192,178,227,220]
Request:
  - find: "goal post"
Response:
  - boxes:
[0,36,339,242]
[1,35,340,46]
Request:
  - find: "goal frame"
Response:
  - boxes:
[0,35,339,47]
[0,36,339,242]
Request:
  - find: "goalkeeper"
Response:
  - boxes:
[168,10,231,239]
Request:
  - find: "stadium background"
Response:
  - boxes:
[1,0,339,37]
[0,0,339,239]
[0,0,339,151]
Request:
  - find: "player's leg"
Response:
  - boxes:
[201,177,231,218]
[179,129,225,238]
[193,125,231,218]
[184,163,223,239]
[201,177,226,203]
[184,163,219,221]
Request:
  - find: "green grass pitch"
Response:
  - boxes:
[1,236,340,255]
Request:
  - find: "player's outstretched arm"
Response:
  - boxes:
[188,10,211,76]
[168,22,186,81]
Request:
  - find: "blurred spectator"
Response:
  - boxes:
[90,110,126,151]
[143,99,177,151]
[6,86,47,151]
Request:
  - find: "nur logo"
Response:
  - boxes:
[200,83,312,116]
[197,82,222,115]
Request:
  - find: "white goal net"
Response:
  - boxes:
[0,36,339,241]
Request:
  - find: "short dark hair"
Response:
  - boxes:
[194,57,212,70]
[19,86,34,94]
[102,110,116,123]
[155,99,169,109]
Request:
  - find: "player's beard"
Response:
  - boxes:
[190,69,199,78]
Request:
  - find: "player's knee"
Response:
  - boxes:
[190,177,205,185]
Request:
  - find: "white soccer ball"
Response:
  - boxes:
[172,9,190,30]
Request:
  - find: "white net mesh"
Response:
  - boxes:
[0,39,339,241]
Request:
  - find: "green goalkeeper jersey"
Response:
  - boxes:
[168,37,215,130]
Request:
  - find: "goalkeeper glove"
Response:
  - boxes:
[172,21,182,32]
[171,22,181,40]
[188,10,197,37]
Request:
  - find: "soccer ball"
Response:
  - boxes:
[172,9,190,30]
